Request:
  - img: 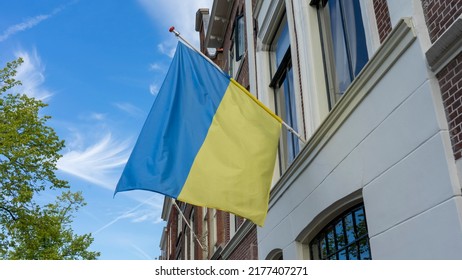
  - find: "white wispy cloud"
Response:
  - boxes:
[147,63,165,97]
[114,102,144,117]
[157,42,177,58]
[130,243,153,260]
[91,113,106,121]
[0,15,50,42]
[57,132,132,190]
[149,83,160,96]
[0,1,78,42]
[56,122,164,239]
[137,0,213,108]
[149,63,163,71]
[14,49,53,101]
[93,194,164,235]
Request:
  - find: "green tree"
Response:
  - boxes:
[0,58,100,259]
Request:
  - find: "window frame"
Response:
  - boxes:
[229,43,235,77]
[270,17,300,171]
[309,204,371,260]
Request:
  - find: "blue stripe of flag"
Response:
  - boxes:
[115,42,230,197]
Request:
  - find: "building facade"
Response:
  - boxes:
[161,0,462,260]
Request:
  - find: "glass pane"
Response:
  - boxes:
[309,204,371,260]
[283,67,299,163]
[355,207,367,238]
[338,249,347,260]
[342,0,368,76]
[344,213,355,244]
[235,15,245,60]
[275,23,290,66]
[347,244,358,260]
[326,227,336,254]
[359,238,371,260]
[335,219,346,249]
[320,236,327,259]
[328,0,352,94]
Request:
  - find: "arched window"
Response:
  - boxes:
[266,249,284,260]
[309,204,371,260]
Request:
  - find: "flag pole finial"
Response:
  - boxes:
[169,26,180,36]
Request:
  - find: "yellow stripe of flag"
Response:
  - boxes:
[178,79,281,226]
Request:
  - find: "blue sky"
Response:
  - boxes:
[0,0,212,260]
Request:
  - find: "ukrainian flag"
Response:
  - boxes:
[115,42,281,226]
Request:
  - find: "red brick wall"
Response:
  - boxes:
[227,225,258,260]
[192,205,205,260]
[373,0,392,43]
[437,52,462,158]
[217,210,226,247]
[166,205,179,260]
[422,1,462,160]
[422,0,462,43]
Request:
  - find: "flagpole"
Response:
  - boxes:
[282,120,306,143]
[172,200,206,252]
[169,26,306,144]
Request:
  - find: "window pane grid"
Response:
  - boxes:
[310,205,371,260]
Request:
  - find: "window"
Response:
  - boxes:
[177,211,182,238]
[210,209,218,250]
[185,227,190,260]
[229,213,236,238]
[235,14,245,61]
[266,249,284,260]
[270,17,300,169]
[229,14,245,78]
[202,207,209,259]
[310,204,371,260]
[313,0,369,107]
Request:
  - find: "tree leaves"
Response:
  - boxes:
[0,58,100,260]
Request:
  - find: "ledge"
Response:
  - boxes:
[220,219,255,259]
[426,15,462,73]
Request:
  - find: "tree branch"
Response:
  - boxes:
[0,206,17,221]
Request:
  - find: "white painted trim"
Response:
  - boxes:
[360,0,382,54]
[295,189,363,258]
[254,0,286,48]
[285,0,306,141]
[292,0,330,138]
[245,0,257,95]
[161,197,173,221]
